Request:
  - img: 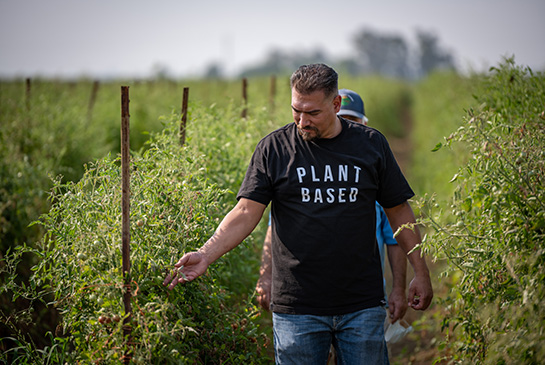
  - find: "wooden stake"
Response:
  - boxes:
[241,78,248,119]
[120,86,132,364]
[180,87,189,146]
[25,78,31,112]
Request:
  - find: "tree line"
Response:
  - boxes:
[204,28,456,80]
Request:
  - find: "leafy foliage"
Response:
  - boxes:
[1,118,270,363]
[5,63,541,363]
[0,78,282,360]
[417,59,545,363]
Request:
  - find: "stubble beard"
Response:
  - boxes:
[297,125,321,142]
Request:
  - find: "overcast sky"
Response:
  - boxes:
[1,0,544,78]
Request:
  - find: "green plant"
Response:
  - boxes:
[417,58,545,363]
[338,75,410,138]
[1,118,270,363]
[410,70,478,200]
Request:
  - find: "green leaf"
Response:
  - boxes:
[431,142,443,152]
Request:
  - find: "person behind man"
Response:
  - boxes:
[256,89,409,325]
[164,64,433,364]
[338,88,409,322]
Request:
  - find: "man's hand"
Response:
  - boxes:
[388,287,408,322]
[408,274,433,310]
[163,251,209,290]
[385,244,407,323]
[163,198,267,291]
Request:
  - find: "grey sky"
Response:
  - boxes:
[1,0,544,78]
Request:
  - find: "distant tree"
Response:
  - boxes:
[239,49,289,77]
[235,29,456,79]
[336,58,362,77]
[415,29,456,77]
[239,48,331,78]
[290,48,330,68]
[204,62,224,79]
[151,63,172,80]
[352,29,412,78]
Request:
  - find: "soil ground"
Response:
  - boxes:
[384,105,447,365]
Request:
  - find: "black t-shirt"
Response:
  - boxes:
[237,118,414,315]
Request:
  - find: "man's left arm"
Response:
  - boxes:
[384,201,433,310]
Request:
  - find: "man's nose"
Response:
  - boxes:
[299,114,311,128]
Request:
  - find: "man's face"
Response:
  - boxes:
[291,88,341,141]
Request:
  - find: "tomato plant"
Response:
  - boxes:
[417,59,545,363]
[1,117,270,363]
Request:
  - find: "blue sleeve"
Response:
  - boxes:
[377,203,397,246]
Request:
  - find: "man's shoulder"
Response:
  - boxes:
[258,123,296,146]
[266,122,295,137]
[344,120,384,139]
[339,121,389,151]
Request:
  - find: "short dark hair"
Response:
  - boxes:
[290,64,338,99]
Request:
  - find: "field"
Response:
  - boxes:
[1,59,544,363]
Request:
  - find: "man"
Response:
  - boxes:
[256,89,409,324]
[164,64,433,364]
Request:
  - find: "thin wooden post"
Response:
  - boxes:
[25,78,31,112]
[87,80,100,121]
[241,78,248,119]
[120,86,132,364]
[180,87,189,146]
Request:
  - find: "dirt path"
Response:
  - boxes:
[385,103,446,365]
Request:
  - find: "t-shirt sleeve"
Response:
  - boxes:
[236,139,273,206]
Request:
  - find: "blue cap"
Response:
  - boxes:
[338,89,368,122]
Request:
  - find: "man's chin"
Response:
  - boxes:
[298,128,318,142]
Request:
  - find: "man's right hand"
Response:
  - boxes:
[163,251,209,290]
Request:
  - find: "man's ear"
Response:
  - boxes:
[333,94,342,113]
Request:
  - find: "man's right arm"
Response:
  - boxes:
[163,198,266,290]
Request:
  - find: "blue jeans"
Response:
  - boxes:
[272,306,388,364]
